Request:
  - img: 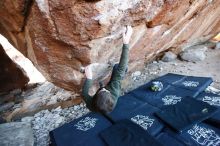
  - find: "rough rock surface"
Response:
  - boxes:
[0,34,46,84]
[0,102,15,113]
[0,44,29,93]
[0,122,34,146]
[3,81,81,121]
[0,0,220,93]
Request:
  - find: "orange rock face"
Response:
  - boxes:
[0,0,220,92]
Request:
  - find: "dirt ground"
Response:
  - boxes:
[123,48,220,92]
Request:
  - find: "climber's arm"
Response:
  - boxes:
[82,66,93,108]
[106,26,133,99]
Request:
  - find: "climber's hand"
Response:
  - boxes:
[123,25,133,44]
[85,65,93,79]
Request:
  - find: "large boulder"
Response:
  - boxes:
[0,122,34,146]
[0,0,220,93]
[0,44,29,93]
[180,45,208,62]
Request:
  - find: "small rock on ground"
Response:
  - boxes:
[132,71,142,81]
[132,71,141,77]
[215,42,220,50]
[162,51,177,62]
[31,103,89,146]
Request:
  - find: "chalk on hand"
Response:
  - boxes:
[80,67,85,73]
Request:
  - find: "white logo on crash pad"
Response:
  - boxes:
[182,81,199,87]
[188,125,220,146]
[131,115,154,130]
[74,117,98,131]
[162,95,182,105]
[202,96,220,107]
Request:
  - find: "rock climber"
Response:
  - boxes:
[82,26,133,114]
